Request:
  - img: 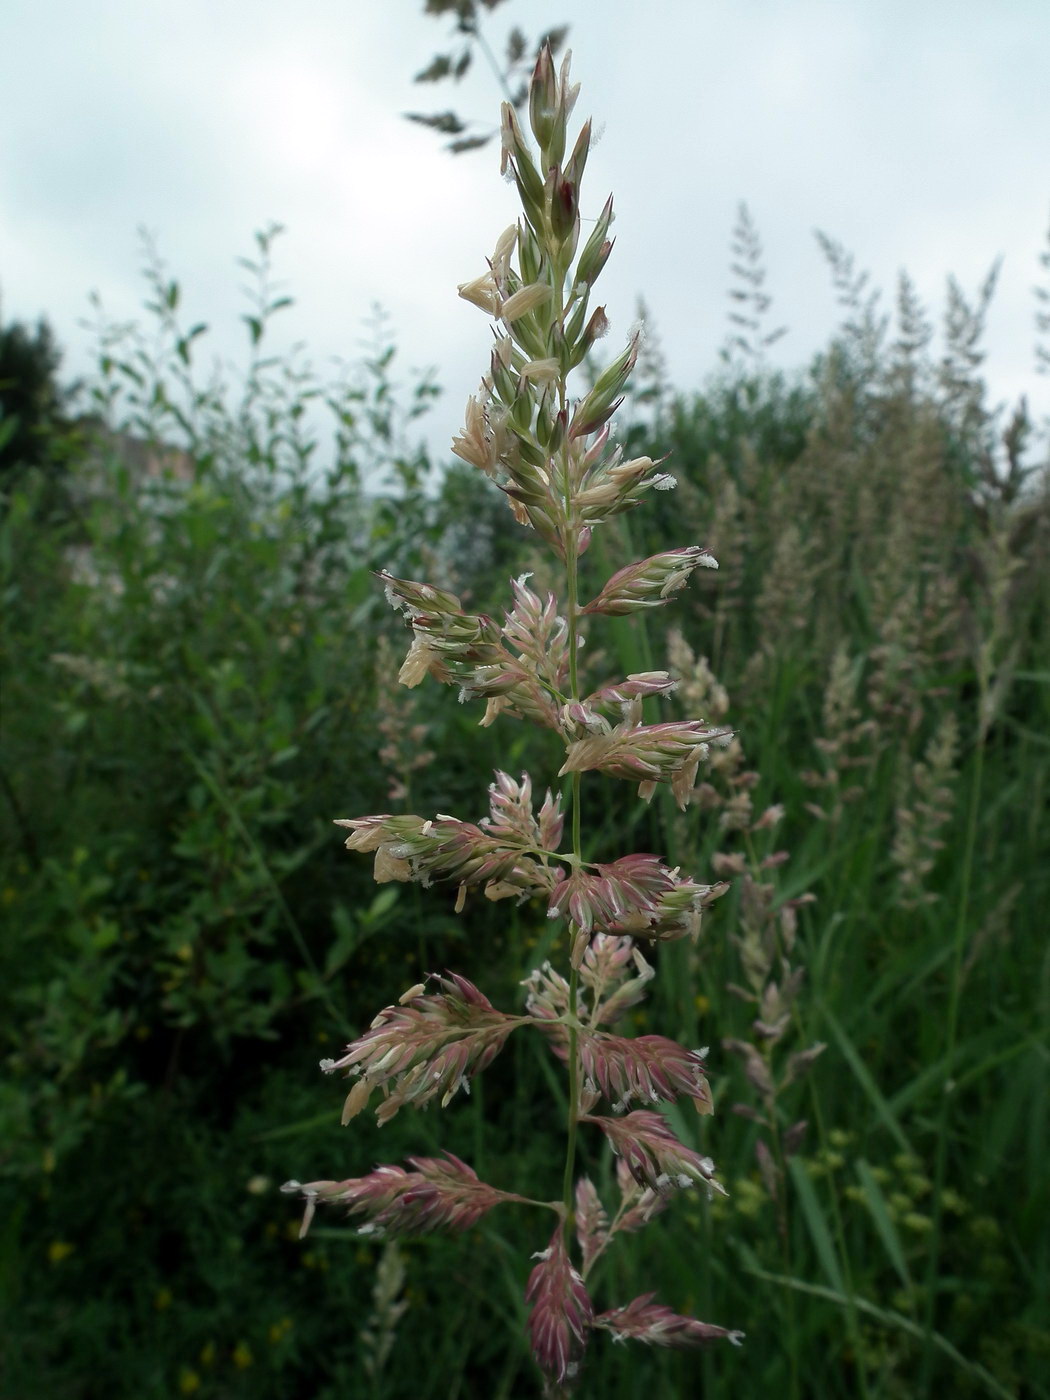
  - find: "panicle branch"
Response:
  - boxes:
[560,705,733,809]
[335,772,565,905]
[582,547,718,616]
[573,1177,609,1273]
[322,973,523,1125]
[521,934,654,1032]
[595,1294,745,1350]
[578,934,654,1023]
[281,1151,526,1240]
[485,768,565,852]
[548,855,728,942]
[526,1227,594,1387]
[612,1156,673,1232]
[581,1109,726,1196]
[576,1030,713,1115]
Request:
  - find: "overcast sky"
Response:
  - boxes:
[2,0,1048,459]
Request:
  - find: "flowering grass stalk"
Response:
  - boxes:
[284,46,743,1393]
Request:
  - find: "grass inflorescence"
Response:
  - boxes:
[1,39,1048,1400]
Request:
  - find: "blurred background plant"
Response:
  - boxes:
[1,3,1049,1395]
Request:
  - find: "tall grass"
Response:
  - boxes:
[1,102,1048,1400]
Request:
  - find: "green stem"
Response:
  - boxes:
[919,730,985,1392]
[468,15,518,109]
[800,1047,872,1400]
[562,956,581,1223]
[554,245,587,1231]
[739,832,802,1400]
[560,516,584,1227]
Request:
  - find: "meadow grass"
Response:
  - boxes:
[1,47,1048,1400]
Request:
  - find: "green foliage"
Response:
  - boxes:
[0,233,446,1185]
[0,313,64,469]
[1,213,1048,1397]
[408,0,569,154]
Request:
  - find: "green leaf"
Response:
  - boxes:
[364,886,399,925]
[175,323,208,366]
[786,1156,844,1293]
[415,54,452,83]
[819,1001,913,1153]
[856,1158,912,1289]
[404,110,466,135]
[742,1262,1018,1400]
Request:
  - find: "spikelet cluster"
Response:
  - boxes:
[283,47,743,1393]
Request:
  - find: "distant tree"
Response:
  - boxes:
[0,310,66,477]
[407,0,568,153]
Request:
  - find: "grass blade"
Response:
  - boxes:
[856,1158,912,1289]
[743,1262,1017,1400]
[786,1155,844,1293]
[819,1001,912,1153]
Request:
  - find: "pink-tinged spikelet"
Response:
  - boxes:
[573,1178,609,1274]
[321,974,522,1125]
[577,1031,713,1114]
[525,1228,594,1385]
[582,1110,726,1196]
[582,547,718,616]
[595,1293,744,1349]
[280,1152,520,1239]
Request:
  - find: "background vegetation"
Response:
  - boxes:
[2,194,1048,1397]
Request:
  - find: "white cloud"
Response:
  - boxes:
[1,0,1046,444]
